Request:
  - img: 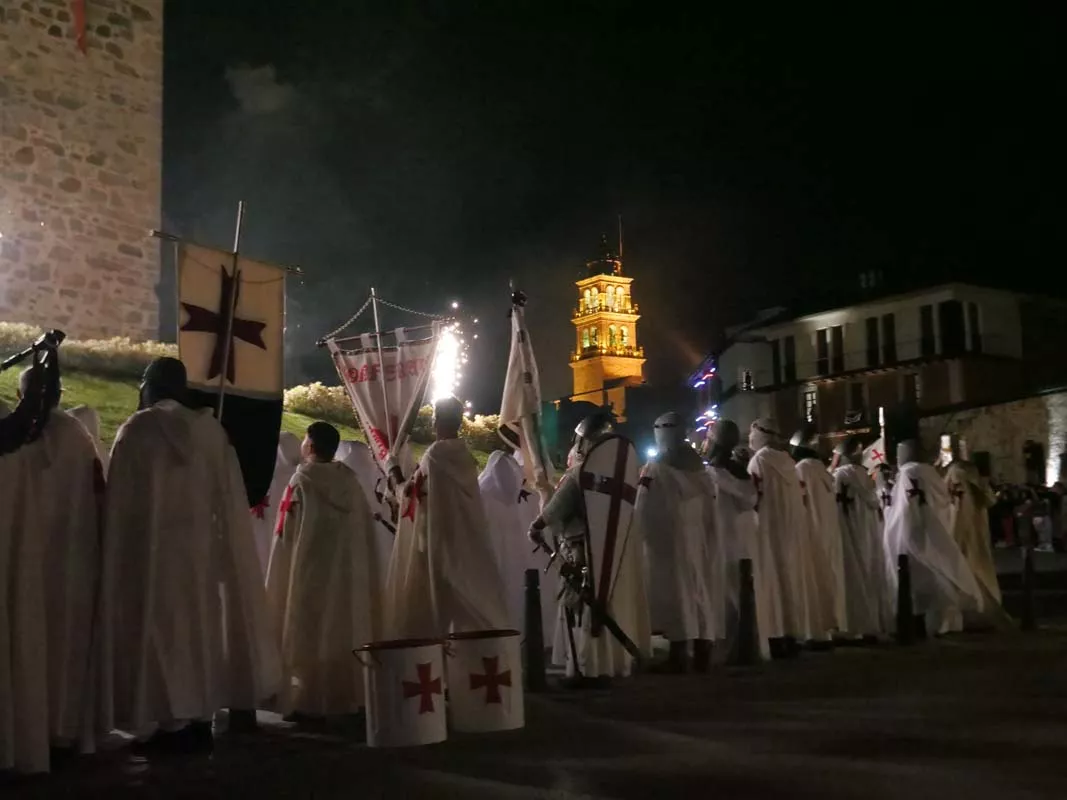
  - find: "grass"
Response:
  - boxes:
[0,369,480,467]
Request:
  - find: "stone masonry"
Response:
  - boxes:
[0,0,162,340]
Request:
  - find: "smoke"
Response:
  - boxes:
[225,65,297,115]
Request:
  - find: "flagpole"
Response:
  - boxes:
[370,287,394,451]
[215,200,245,419]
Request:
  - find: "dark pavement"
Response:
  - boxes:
[7,627,1067,799]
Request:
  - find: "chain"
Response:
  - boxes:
[377,297,450,320]
[319,295,373,342]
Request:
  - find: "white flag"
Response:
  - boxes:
[863,437,888,471]
[498,294,555,506]
[327,324,440,473]
[178,243,285,398]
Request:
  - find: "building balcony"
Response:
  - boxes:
[572,300,638,318]
[570,344,645,362]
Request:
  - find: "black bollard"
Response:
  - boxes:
[524,568,548,692]
[1021,543,1037,631]
[896,554,915,645]
[730,558,760,666]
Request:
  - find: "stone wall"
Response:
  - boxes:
[920,391,1067,486]
[0,0,162,340]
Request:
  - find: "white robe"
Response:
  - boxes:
[251,432,301,575]
[383,438,509,639]
[796,458,847,636]
[833,463,893,637]
[67,405,109,475]
[749,447,814,640]
[336,439,397,582]
[265,461,382,715]
[99,400,281,734]
[884,461,983,635]
[708,465,777,659]
[638,461,723,642]
[478,451,553,637]
[945,462,1002,607]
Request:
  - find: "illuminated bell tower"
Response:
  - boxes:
[570,235,645,419]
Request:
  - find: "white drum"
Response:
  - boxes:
[446,629,525,733]
[355,638,447,747]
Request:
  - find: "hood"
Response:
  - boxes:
[277,431,302,467]
[479,449,523,501]
[127,399,197,465]
[294,461,360,513]
[67,405,101,440]
[754,445,798,482]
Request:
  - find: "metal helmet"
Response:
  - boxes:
[571,410,614,464]
[789,424,819,460]
[653,411,685,453]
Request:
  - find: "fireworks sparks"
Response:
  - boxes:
[430,322,468,403]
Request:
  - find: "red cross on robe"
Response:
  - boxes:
[252,495,270,520]
[275,485,298,537]
[401,471,426,522]
[469,656,512,704]
[402,662,442,714]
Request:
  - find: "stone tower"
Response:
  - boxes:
[570,235,645,419]
[0,0,163,340]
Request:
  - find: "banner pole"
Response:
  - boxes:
[370,287,394,453]
[215,200,245,419]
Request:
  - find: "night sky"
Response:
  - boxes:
[163,3,1064,411]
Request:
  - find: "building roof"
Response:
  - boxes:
[582,233,623,278]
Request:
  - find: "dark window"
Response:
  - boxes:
[771,339,782,385]
[831,326,844,372]
[939,300,965,357]
[866,317,880,367]
[848,381,865,411]
[816,329,829,375]
[740,369,754,391]
[920,305,936,356]
[783,335,797,382]
[882,313,897,363]
[968,302,982,353]
[903,372,922,404]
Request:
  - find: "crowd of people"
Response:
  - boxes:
[0,354,1013,777]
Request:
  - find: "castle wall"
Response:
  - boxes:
[0,0,163,340]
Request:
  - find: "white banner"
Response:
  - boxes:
[178,242,285,398]
[328,325,440,472]
[863,437,887,471]
[498,297,555,505]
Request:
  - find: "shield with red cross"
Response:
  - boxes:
[578,434,639,634]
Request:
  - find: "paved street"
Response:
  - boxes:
[6,627,1067,799]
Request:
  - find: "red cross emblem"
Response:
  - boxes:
[469,656,512,704]
[275,485,298,537]
[251,495,269,520]
[401,471,426,522]
[870,448,884,463]
[402,662,442,714]
[180,265,267,385]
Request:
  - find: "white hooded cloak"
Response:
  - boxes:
[383,438,509,639]
[99,400,281,734]
[833,462,893,637]
[638,460,724,642]
[796,458,847,637]
[884,461,983,635]
[336,439,398,582]
[945,461,1002,607]
[67,405,108,475]
[478,450,553,637]
[265,460,382,715]
[252,432,302,575]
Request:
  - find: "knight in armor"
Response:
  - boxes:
[942,435,1007,625]
[831,435,893,640]
[883,439,983,636]
[790,426,846,645]
[637,412,723,673]
[527,411,651,686]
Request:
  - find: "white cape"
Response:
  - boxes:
[384,438,509,638]
[478,451,553,637]
[337,439,398,582]
[749,447,814,640]
[833,463,892,637]
[266,461,382,715]
[708,465,777,659]
[945,461,1002,607]
[884,462,983,634]
[638,461,724,642]
[67,405,109,475]
[251,432,302,575]
[99,400,281,733]
[796,458,847,636]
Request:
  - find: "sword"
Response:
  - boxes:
[374,512,397,536]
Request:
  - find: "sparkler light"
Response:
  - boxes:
[430,322,465,402]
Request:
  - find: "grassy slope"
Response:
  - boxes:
[0,370,468,465]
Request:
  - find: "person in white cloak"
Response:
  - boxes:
[883,439,984,636]
[266,422,382,718]
[527,411,652,685]
[831,436,893,640]
[99,358,280,753]
[790,427,847,643]
[707,420,777,661]
[67,404,108,475]
[943,436,1004,616]
[636,412,723,672]
[12,370,106,768]
[336,438,407,582]
[383,397,509,639]
[478,449,553,636]
[251,432,302,575]
[748,418,814,657]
